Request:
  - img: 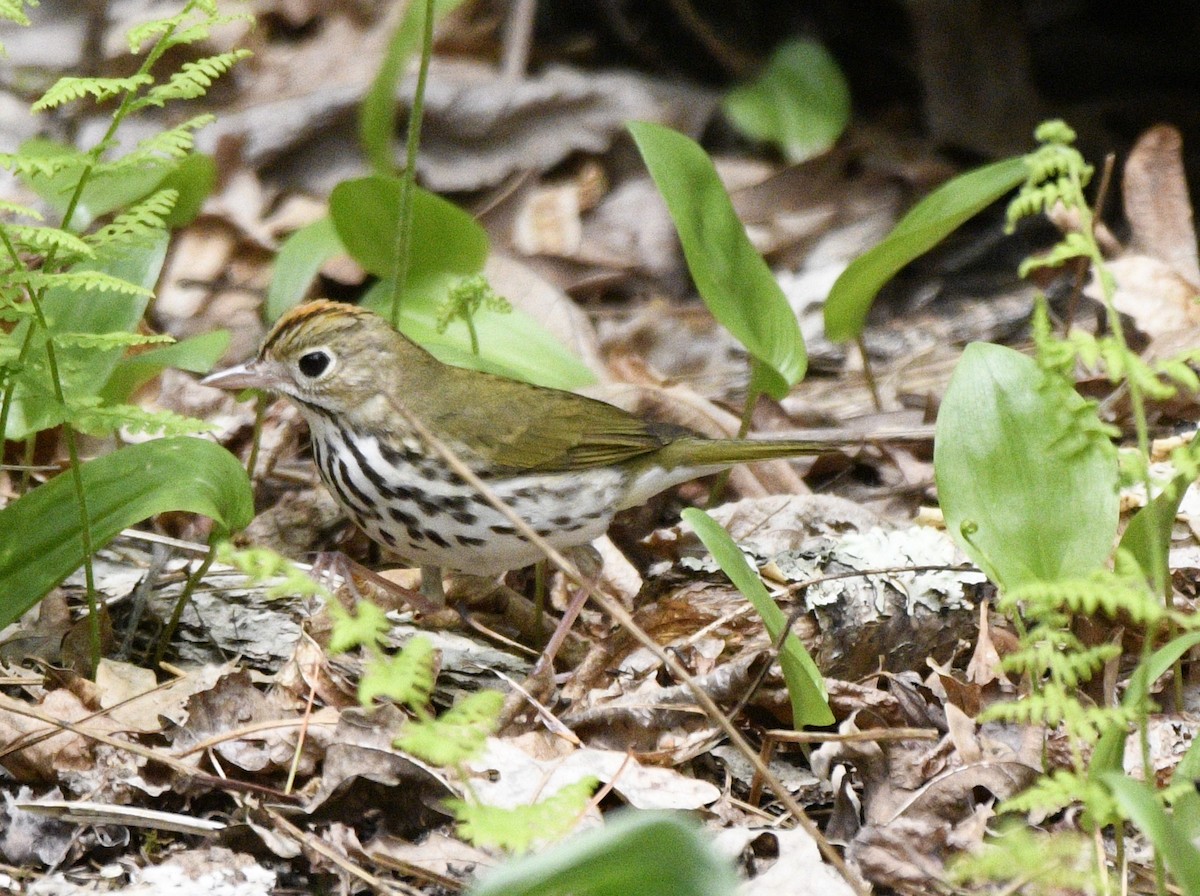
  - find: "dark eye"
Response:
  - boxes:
[297,350,332,379]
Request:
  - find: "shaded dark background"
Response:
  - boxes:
[537,0,1200,197]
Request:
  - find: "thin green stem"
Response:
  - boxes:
[245,391,267,480]
[388,0,435,328]
[152,538,218,668]
[465,311,480,355]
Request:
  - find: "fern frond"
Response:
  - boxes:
[1001,769,1116,823]
[0,296,35,320]
[13,269,153,297]
[2,224,94,261]
[1018,232,1093,276]
[161,13,255,52]
[0,0,34,28]
[359,636,437,709]
[217,543,333,602]
[449,777,597,852]
[132,51,252,110]
[948,824,1102,895]
[0,199,43,220]
[126,6,192,51]
[0,152,85,179]
[32,75,153,111]
[87,189,178,249]
[326,598,391,653]
[52,331,173,350]
[69,401,214,437]
[397,690,504,767]
[1008,572,1166,624]
[121,115,215,165]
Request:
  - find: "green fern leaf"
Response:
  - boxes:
[217,544,333,601]
[449,777,597,852]
[69,402,214,437]
[0,199,43,219]
[133,51,253,109]
[0,152,85,179]
[14,269,153,297]
[121,115,215,166]
[397,690,504,766]
[0,0,33,28]
[3,225,94,260]
[52,331,173,350]
[327,599,392,654]
[88,189,178,248]
[359,636,437,709]
[33,75,153,111]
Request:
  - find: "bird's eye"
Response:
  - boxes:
[297,350,332,379]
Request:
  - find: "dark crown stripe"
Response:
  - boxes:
[259,301,367,359]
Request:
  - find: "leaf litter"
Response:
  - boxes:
[3,2,1200,894]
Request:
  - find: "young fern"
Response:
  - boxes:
[0,0,252,671]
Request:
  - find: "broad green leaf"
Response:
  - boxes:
[359,0,468,173]
[360,279,595,390]
[100,329,230,402]
[156,152,215,228]
[265,216,343,321]
[1117,470,1191,595]
[825,157,1027,341]
[0,437,254,629]
[722,39,849,164]
[1101,774,1200,896]
[330,175,488,284]
[468,811,737,896]
[629,121,805,399]
[4,233,169,440]
[934,343,1118,590]
[682,508,833,727]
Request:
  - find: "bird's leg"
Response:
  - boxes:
[312,552,443,616]
[531,545,603,676]
[420,564,447,606]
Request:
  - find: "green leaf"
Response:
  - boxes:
[362,279,596,391]
[825,157,1027,342]
[156,153,215,227]
[359,0,468,173]
[397,690,504,766]
[468,810,737,896]
[1117,470,1191,595]
[682,508,833,727]
[330,175,489,283]
[1102,773,1200,896]
[934,343,1118,590]
[450,777,597,852]
[99,329,231,403]
[629,121,805,399]
[265,216,343,321]
[4,233,169,440]
[1091,629,1200,778]
[357,633,436,707]
[0,437,254,629]
[1170,727,1200,843]
[722,39,850,164]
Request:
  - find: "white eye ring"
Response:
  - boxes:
[296,348,335,380]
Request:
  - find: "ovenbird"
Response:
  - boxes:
[205,300,852,601]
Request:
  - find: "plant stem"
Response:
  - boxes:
[388,0,435,328]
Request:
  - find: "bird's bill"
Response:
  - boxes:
[201,360,279,392]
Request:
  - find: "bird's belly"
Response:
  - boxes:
[311,428,625,575]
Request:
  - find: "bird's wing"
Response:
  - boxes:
[421,369,681,474]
